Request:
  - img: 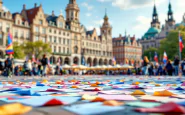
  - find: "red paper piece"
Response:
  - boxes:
[94,88,101,91]
[43,98,64,106]
[135,102,185,114]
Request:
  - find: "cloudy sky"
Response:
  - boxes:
[3,0,185,38]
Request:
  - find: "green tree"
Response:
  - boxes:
[22,41,52,59]
[158,26,185,60]
[143,47,160,61]
[13,42,25,59]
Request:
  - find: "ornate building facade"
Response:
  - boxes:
[113,33,142,65]
[139,1,176,52]
[0,0,113,66]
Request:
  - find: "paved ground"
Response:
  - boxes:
[0,75,184,115]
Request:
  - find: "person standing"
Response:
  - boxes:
[174,56,180,76]
[142,56,149,75]
[5,55,14,78]
[181,58,185,76]
[41,54,48,77]
[0,61,4,75]
[165,60,173,76]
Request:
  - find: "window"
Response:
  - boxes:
[14,30,18,38]
[59,31,61,35]
[63,47,65,53]
[63,32,65,36]
[42,37,46,43]
[0,22,2,29]
[54,37,57,43]
[35,36,39,41]
[74,46,78,54]
[67,39,69,45]
[59,37,61,44]
[26,32,30,40]
[42,28,46,34]
[0,34,2,39]
[59,22,62,28]
[35,27,39,32]
[63,39,65,44]
[50,36,52,42]
[49,28,52,33]
[59,47,61,53]
[6,24,10,32]
[67,48,69,53]
[39,20,43,25]
[21,31,24,38]
[75,40,77,45]
[54,30,56,34]
[54,46,56,53]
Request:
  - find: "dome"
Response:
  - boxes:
[142,27,161,40]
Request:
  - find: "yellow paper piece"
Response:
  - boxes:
[172,84,177,86]
[132,82,140,85]
[131,90,145,95]
[91,97,106,102]
[91,84,98,87]
[82,95,98,101]
[42,79,48,83]
[103,100,124,106]
[155,84,161,87]
[153,90,174,96]
[0,103,32,115]
[71,85,79,88]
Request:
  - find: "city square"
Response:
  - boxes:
[0,0,185,115]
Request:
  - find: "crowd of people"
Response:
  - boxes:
[0,54,185,77]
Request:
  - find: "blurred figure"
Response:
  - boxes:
[165,60,173,76]
[181,58,185,76]
[142,56,149,75]
[173,56,180,76]
[41,54,48,77]
[5,54,14,78]
[148,63,154,76]
[0,61,3,75]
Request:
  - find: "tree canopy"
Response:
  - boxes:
[13,42,25,59]
[143,47,160,61]
[21,41,52,59]
[158,25,185,60]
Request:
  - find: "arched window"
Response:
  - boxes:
[74,46,78,54]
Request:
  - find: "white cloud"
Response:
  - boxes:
[81,2,93,11]
[2,6,9,12]
[93,19,104,25]
[133,16,151,31]
[97,0,166,10]
[86,13,92,17]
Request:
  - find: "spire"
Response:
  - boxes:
[104,8,108,20]
[69,0,76,4]
[153,0,157,16]
[168,0,173,14]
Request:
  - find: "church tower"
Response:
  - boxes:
[151,2,160,29]
[100,9,112,37]
[66,0,80,22]
[166,0,175,26]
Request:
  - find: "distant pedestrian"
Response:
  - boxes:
[5,54,14,78]
[165,60,173,76]
[142,56,149,75]
[181,58,185,76]
[41,54,48,77]
[174,56,180,76]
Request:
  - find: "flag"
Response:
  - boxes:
[179,31,184,52]
[112,57,116,65]
[48,58,50,66]
[163,51,168,64]
[6,32,14,54]
[154,52,158,62]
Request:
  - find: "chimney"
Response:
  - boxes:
[34,3,37,8]
[52,10,55,16]
[23,4,26,10]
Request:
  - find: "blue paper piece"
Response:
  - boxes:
[5,96,81,106]
[7,88,22,91]
[36,83,45,86]
[175,87,184,90]
[13,90,35,96]
[63,102,124,115]
[178,101,185,107]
